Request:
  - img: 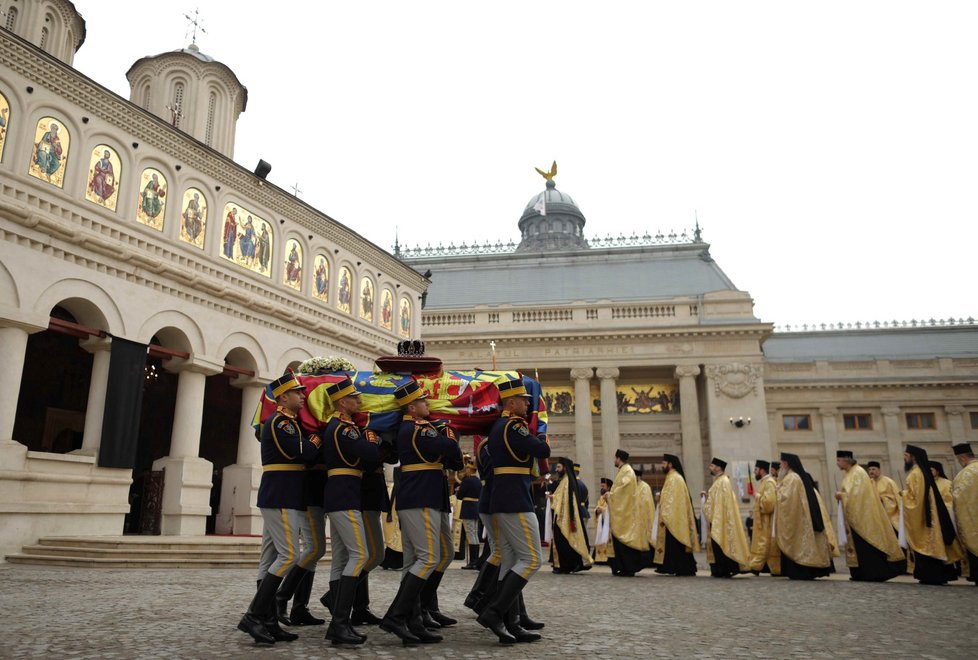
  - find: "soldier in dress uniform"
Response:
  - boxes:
[238,373,321,645]
[477,376,551,644]
[380,380,462,644]
[457,459,483,570]
[320,376,380,645]
[351,431,396,625]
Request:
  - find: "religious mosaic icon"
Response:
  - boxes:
[85,145,121,211]
[179,188,207,248]
[0,91,10,163]
[399,297,411,337]
[380,288,394,330]
[312,254,329,302]
[221,202,272,277]
[541,383,680,415]
[359,277,374,322]
[337,266,352,313]
[28,116,69,187]
[136,168,168,230]
[283,238,303,291]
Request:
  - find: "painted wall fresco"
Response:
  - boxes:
[0,91,9,162]
[359,277,374,322]
[84,145,121,211]
[312,254,329,302]
[283,239,303,291]
[135,168,167,230]
[380,289,394,330]
[179,188,207,248]
[221,203,273,277]
[28,116,69,187]
[337,266,352,313]
[542,383,680,415]
[399,297,412,337]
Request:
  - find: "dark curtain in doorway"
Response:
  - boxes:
[97,336,148,469]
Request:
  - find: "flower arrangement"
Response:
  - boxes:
[296,356,356,375]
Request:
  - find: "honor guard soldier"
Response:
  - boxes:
[238,373,321,645]
[477,376,551,644]
[321,376,380,645]
[457,460,483,569]
[380,380,462,645]
[351,436,396,625]
[464,425,502,613]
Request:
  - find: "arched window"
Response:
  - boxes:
[204,92,217,146]
[173,82,185,128]
[142,83,152,110]
[40,27,49,50]
[5,7,18,31]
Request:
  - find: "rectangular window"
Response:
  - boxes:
[782,414,812,431]
[843,413,873,430]
[970,411,978,429]
[905,412,936,430]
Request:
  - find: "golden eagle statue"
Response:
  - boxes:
[535,161,557,182]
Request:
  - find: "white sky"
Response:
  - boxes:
[69,1,977,328]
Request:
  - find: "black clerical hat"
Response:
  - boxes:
[615,449,629,461]
[710,457,727,470]
[953,443,973,456]
[836,450,854,459]
[755,460,770,471]
[866,461,881,469]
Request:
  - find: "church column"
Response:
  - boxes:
[675,365,704,504]
[0,317,47,450]
[880,406,906,485]
[819,408,841,494]
[571,367,595,494]
[217,379,265,535]
[596,367,620,482]
[945,406,968,447]
[77,337,112,454]
[152,356,223,535]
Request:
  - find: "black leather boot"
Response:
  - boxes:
[474,568,501,615]
[351,571,383,625]
[408,597,443,643]
[504,602,541,643]
[290,569,325,626]
[274,566,305,625]
[421,571,457,627]
[319,579,338,615]
[380,574,424,645]
[238,574,279,644]
[518,592,544,630]
[325,575,366,645]
[462,544,480,569]
[464,561,498,610]
[477,571,526,644]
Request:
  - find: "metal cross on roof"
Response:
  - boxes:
[290,182,303,197]
[184,8,207,46]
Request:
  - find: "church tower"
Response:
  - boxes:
[126,43,247,159]
[1,0,86,65]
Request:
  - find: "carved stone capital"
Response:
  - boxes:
[570,367,594,381]
[880,406,901,417]
[164,355,224,377]
[595,367,620,380]
[704,363,760,399]
[944,405,966,416]
[818,408,838,418]
[674,365,700,379]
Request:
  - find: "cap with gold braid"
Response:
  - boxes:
[497,376,531,400]
[394,379,428,406]
[324,375,360,403]
[269,373,306,399]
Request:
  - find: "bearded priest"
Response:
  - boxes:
[776,453,838,580]
[606,450,651,577]
[701,457,750,578]
[652,454,700,576]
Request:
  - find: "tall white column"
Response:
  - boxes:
[152,356,223,535]
[77,337,112,454]
[596,367,620,482]
[945,406,967,447]
[217,380,265,535]
[880,406,905,486]
[0,326,31,444]
[819,408,841,494]
[571,367,595,493]
[675,365,705,504]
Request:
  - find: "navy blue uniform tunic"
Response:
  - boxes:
[257,407,322,510]
[395,416,462,512]
[321,412,379,513]
[487,411,551,514]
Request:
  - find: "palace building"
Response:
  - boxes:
[0,1,426,560]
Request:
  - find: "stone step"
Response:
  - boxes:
[5,554,261,569]
[19,545,262,561]
[35,536,263,552]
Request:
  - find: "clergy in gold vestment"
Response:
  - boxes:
[952,442,978,585]
[834,451,903,582]
[702,457,750,578]
[607,449,652,576]
[930,461,964,576]
[902,445,958,585]
[653,454,699,576]
[748,460,779,575]
[866,461,901,532]
[381,476,403,569]
[776,453,838,580]
[549,458,593,573]
[592,478,613,564]
[635,468,656,556]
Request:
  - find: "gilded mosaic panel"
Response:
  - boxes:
[337,266,352,313]
[283,239,303,291]
[542,383,680,415]
[136,168,168,230]
[359,277,374,322]
[312,254,329,302]
[0,91,9,162]
[179,188,207,248]
[221,203,272,277]
[85,145,121,211]
[380,289,394,331]
[28,116,69,187]
[399,297,412,337]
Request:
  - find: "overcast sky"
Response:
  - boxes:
[70,1,977,328]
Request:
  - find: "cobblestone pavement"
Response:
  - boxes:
[0,558,974,659]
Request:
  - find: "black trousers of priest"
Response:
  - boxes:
[654,530,697,576]
[709,540,742,578]
[780,553,832,580]
[848,530,902,582]
[551,526,591,574]
[610,536,652,576]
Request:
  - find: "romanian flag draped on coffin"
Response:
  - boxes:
[251,369,549,475]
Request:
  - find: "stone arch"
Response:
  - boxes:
[32,278,125,335]
[275,347,314,375]
[138,310,205,354]
[217,332,269,374]
[0,260,20,307]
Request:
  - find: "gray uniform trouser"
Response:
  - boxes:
[258,507,306,579]
[361,510,384,573]
[463,518,480,546]
[399,507,446,579]
[328,510,369,581]
[257,506,326,580]
[495,511,543,581]
[480,512,502,567]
